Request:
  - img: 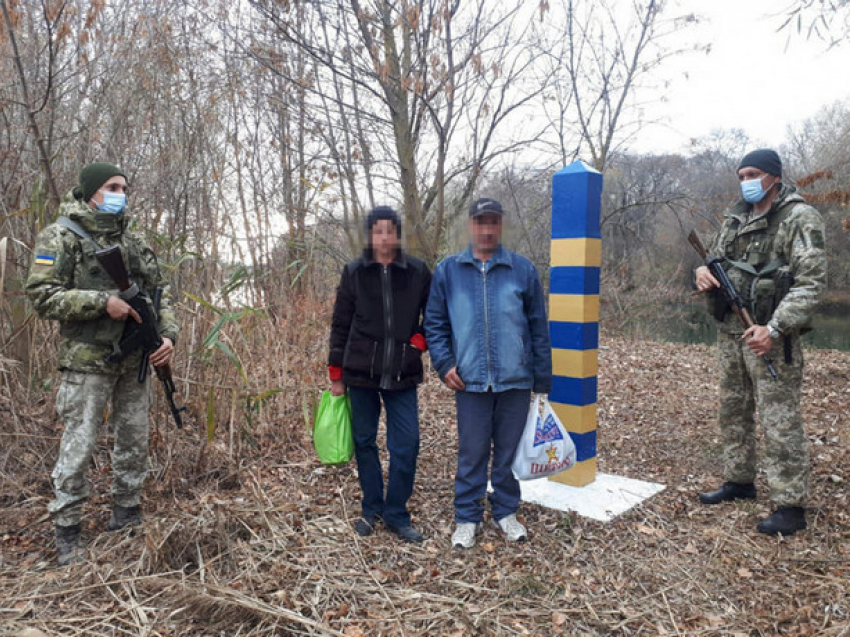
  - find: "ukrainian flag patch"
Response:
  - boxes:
[34,254,55,266]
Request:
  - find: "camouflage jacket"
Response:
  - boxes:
[708,184,827,336]
[26,191,179,374]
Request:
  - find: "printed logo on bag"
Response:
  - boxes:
[530,445,573,475]
[529,456,573,476]
[533,413,564,447]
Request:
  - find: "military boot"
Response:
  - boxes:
[698,482,756,505]
[757,507,806,536]
[55,523,83,566]
[107,505,142,531]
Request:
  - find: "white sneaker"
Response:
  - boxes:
[496,514,527,542]
[451,522,478,549]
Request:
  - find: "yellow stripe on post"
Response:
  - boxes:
[548,401,597,434]
[550,238,601,267]
[548,457,597,487]
[549,294,599,324]
[551,348,597,378]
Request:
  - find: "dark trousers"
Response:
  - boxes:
[454,388,531,524]
[348,386,420,528]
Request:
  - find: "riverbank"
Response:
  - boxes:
[605,292,850,351]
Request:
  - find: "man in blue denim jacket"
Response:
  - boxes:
[425,197,552,548]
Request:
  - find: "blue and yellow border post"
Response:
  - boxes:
[547,161,601,487]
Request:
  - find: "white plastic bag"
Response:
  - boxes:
[511,395,577,480]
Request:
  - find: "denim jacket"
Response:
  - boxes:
[425,245,552,393]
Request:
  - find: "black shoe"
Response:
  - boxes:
[387,524,424,543]
[698,482,756,505]
[55,523,83,566]
[757,507,806,536]
[107,505,142,531]
[354,515,379,537]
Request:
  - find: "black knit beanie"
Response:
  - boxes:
[738,149,782,177]
[73,162,126,202]
[365,206,402,237]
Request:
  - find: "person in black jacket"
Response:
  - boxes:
[328,206,431,542]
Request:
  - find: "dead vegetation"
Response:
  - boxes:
[1,321,849,635]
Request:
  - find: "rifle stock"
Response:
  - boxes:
[96,246,132,292]
[688,230,779,381]
[96,246,187,427]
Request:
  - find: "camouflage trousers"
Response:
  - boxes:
[49,370,151,526]
[716,330,809,507]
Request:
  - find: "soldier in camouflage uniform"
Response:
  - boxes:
[695,149,826,536]
[26,163,179,565]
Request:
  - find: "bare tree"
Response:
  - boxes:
[785,98,850,289]
[777,0,850,48]
[245,0,545,264]
[535,0,702,171]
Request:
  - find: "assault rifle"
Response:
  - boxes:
[96,246,187,427]
[688,230,779,381]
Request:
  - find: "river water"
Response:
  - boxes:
[621,303,850,351]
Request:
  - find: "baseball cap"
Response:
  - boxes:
[469,197,504,218]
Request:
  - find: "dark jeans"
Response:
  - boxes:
[348,386,420,528]
[454,388,531,524]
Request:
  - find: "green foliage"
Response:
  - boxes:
[222,264,252,298]
[286,258,309,288]
[244,388,283,431]
[161,251,202,273]
[205,386,216,443]
[185,289,282,446]
[184,291,267,386]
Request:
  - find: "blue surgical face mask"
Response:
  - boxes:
[740,177,768,203]
[97,191,127,214]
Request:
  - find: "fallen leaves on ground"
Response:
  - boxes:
[1,335,849,635]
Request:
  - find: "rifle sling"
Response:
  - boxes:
[119,282,140,301]
[56,216,103,250]
[724,257,784,278]
[58,216,143,300]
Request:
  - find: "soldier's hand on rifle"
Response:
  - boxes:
[149,337,174,368]
[742,325,774,357]
[106,294,142,323]
[694,266,720,293]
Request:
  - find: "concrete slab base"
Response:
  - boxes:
[520,472,665,522]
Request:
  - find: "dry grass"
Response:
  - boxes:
[2,306,850,635]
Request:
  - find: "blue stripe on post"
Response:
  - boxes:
[549,321,599,350]
[549,267,601,295]
[551,163,602,240]
[551,376,598,407]
[568,430,597,463]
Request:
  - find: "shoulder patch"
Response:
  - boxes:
[34,253,56,266]
[809,229,825,249]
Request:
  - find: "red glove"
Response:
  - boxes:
[409,333,427,352]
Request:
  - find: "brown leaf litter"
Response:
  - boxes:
[1,336,849,635]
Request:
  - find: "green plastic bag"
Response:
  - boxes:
[313,390,354,465]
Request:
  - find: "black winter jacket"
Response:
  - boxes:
[329,250,431,390]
